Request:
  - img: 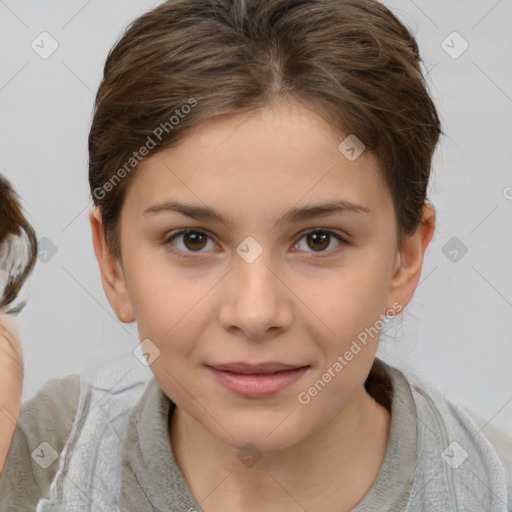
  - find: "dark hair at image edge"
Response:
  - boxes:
[0,175,38,314]
[88,0,442,260]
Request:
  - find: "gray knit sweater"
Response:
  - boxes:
[0,355,509,511]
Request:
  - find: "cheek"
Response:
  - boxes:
[295,276,386,414]
[305,262,391,337]
[127,264,215,362]
[123,249,183,338]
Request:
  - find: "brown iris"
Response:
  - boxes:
[306,231,330,251]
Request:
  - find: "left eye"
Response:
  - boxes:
[292,229,347,254]
[164,228,347,258]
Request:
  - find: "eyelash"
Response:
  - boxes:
[163,228,348,260]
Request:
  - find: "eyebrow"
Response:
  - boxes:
[143,199,371,227]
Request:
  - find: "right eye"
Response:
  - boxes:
[163,229,219,259]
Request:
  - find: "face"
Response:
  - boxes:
[95,99,424,453]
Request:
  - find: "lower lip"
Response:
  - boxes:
[206,366,309,398]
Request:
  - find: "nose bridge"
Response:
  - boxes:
[234,240,280,306]
[219,238,292,336]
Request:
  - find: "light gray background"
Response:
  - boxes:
[1,0,511,436]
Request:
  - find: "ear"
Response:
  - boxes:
[386,201,436,313]
[89,206,135,323]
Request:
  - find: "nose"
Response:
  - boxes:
[218,250,293,340]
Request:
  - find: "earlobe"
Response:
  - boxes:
[386,201,436,313]
[89,207,135,323]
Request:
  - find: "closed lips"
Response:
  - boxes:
[208,363,310,375]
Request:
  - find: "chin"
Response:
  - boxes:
[210,414,310,455]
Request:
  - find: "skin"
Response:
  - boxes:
[90,98,435,511]
[0,313,23,477]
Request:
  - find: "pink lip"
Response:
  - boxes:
[209,362,306,374]
[206,363,310,398]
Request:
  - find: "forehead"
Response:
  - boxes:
[123,101,394,224]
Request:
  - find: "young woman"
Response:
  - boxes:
[0,0,509,510]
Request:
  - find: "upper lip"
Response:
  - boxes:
[208,362,309,374]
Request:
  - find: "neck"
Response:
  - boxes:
[169,385,390,512]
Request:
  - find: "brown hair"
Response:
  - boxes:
[0,175,38,314]
[89,0,441,258]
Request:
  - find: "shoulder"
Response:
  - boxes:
[0,373,80,510]
[0,355,152,511]
[20,373,80,427]
[381,361,509,510]
[461,407,512,503]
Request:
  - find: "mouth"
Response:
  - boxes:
[205,362,310,397]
